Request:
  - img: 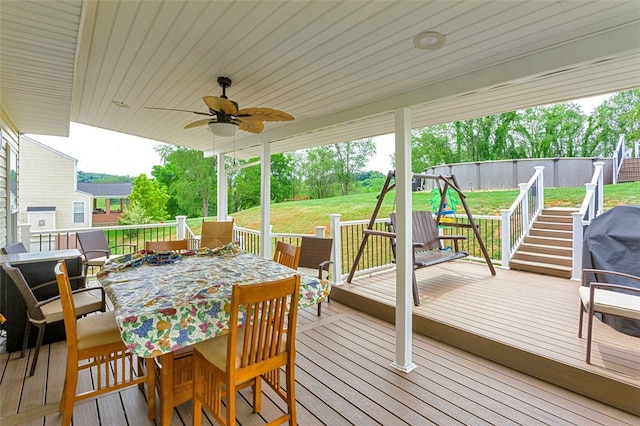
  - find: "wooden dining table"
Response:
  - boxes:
[97,242,330,425]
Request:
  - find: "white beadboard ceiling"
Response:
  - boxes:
[2,1,639,159]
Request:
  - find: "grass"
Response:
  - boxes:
[187,182,640,235]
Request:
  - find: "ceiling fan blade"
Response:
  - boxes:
[184,118,212,129]
[145,106,211,116]
[203,96,238,115]
[237,118,264,133]
[237,107,294,121]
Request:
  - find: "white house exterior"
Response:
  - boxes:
[19,137,92,231]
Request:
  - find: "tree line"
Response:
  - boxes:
[117,89,638,223]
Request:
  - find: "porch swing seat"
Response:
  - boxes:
[389,211,468,305]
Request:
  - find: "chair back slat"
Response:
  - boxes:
[390,211,440,252]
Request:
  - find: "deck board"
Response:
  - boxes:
[1,268,639,425]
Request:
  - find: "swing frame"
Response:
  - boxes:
[346,171,496,305]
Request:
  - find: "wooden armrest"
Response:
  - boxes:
[363,229,396,239]
[438,235,467,241]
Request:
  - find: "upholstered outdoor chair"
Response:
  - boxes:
[1,242,28,254]
[54,260,155,425]
[192,275,301,426]
[579,268,640,364]
[298,236,333,315]
[77,230,136,279]
[2,261,106,377]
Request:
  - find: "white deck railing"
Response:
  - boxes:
[571,161,605,280]
[500,166,545,269]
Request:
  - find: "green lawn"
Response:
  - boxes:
[190,182,640,235]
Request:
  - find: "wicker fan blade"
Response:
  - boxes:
[203,96,238,115]
[237,107,294,122]
[146,106,211,116]
[237,118,264,133]
[184,118,212,129]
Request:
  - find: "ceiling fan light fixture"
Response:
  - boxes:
[413,31,446,50]
[208,121,236,137]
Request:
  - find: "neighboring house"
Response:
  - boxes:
[77,182,132,225]
[18,137,92,230]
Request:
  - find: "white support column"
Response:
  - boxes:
[19,223,32,252]
[217,153,228,221]
[391,107,416,373]
[329,214,342,285]
[260,142,272,258]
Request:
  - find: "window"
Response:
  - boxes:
[73,202,85,223]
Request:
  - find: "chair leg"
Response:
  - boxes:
[59,364,78,426]
[578,302,584,338]
[21,320,31,359]
[29,324,46,376]
[226,383,236,426]
[317,302,321,316]
[412,271,420,306]
[286,363,297,425]
[586,306,595,364]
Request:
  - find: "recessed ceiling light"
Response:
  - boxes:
[112,100,129,108]
[413,31,446,50]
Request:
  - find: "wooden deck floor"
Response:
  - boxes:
[1,265,639,425]
[332,261,640,416]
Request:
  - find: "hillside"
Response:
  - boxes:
[218,182,640,235]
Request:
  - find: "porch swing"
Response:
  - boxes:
[346,170,496,306]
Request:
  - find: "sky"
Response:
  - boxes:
[30,94,612,177]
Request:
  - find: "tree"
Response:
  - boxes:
[153,146,217,217]
[333,138,376,196]
[303,146,336,199]
[583,89,640,156]
[129,174,170,221]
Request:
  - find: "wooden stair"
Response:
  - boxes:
[509,208,577,278]
[618,157,640,183]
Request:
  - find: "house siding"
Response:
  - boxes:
[19,136,91,230]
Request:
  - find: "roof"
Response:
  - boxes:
[77,183,132,198]
[2,1,639,159]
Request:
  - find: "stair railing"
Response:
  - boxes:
[500,166,545,269]
[612,134,626,184]
[571,161,605,280]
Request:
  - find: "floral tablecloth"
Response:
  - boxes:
[97,243,330,357]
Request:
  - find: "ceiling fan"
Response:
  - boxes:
[146,76,294,136]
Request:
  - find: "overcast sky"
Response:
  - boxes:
[30,94,612,177]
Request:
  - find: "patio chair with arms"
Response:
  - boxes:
[2,261,106,377]
[54,260,155,425]
[298,236,333,316]
[579,269,640,364]
[192,274,301,426]
[1,242,28,254]
[77,230,136,279]
[200,219,234,249]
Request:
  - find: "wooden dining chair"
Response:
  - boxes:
[273,241,301,269]
[1,262,106,377]
[54,260,155,425]
[192,275,301,426]
[145,239,189,252]
[200,219,234,249]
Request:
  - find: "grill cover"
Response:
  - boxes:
[582,205,640,336]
